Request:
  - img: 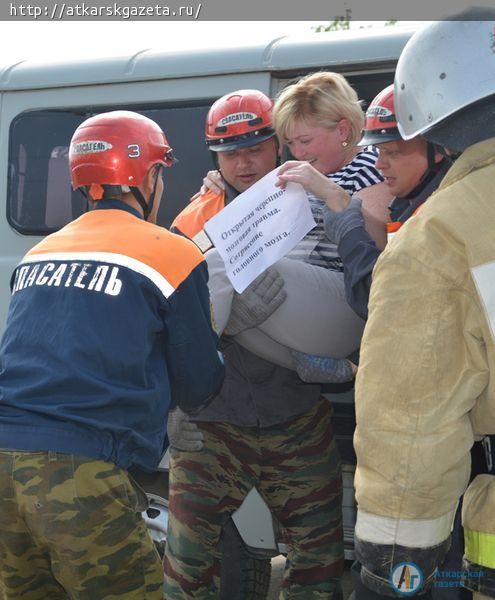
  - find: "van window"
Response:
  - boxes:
[141,104,214,226]
[7,104,214,235]
[8,110,87,235]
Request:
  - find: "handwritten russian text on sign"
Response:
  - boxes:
[204,168,316,293]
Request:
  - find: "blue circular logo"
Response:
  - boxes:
[390,562,424,595]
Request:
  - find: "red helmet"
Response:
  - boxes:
[205,89,276,152]
[359,84,402,146]
[69,110,174,200]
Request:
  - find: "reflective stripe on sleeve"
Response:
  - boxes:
[192,229,214,253]
[355,508,456,548]
[465,528,495,570]
[472,261,495,341]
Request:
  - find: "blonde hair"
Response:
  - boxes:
[273,72,365,148]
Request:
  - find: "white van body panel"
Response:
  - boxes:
[0,28,411,92]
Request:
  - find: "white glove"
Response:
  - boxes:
[167,408,204,451]
[225,267,287,336]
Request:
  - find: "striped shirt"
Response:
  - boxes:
[287,147,383,270]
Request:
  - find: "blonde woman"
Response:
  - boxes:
[274,71,390,247]
[199,74,391,372]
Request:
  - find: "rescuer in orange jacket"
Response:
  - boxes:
[165,90,346,598]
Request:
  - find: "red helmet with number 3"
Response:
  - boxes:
[359,84,401,147]
[205,90,276,152]
[69,110,175,200]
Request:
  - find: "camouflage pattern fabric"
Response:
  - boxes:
[164,398,343,599]
[0,451,164,599]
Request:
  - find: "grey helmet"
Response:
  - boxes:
[394,13,495,149]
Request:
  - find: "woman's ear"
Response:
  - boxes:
[337,118,351,143]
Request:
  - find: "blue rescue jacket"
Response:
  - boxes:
[0,200,224,472]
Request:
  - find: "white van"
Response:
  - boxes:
[0,25,414,598]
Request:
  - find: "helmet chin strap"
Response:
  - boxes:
[130,187,152,220]
[402,142,447,200]
[210,150,220,171]
[426,141,443,172]
[130,165,163,221]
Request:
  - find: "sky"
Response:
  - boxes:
[0,21,424,66]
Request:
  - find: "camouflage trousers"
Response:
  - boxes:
[0,451,164,600]
[164,398,343,599]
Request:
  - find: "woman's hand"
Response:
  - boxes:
[276,161,329,197]
[199,170,225,196]
[276,161,351,211]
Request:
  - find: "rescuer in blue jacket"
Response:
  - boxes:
[0,110,224,599]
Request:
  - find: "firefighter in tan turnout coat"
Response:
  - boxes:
[353,14,495,600]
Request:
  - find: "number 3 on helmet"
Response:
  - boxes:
[69,110,175,200]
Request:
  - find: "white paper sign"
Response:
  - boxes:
[204,168,316,293]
